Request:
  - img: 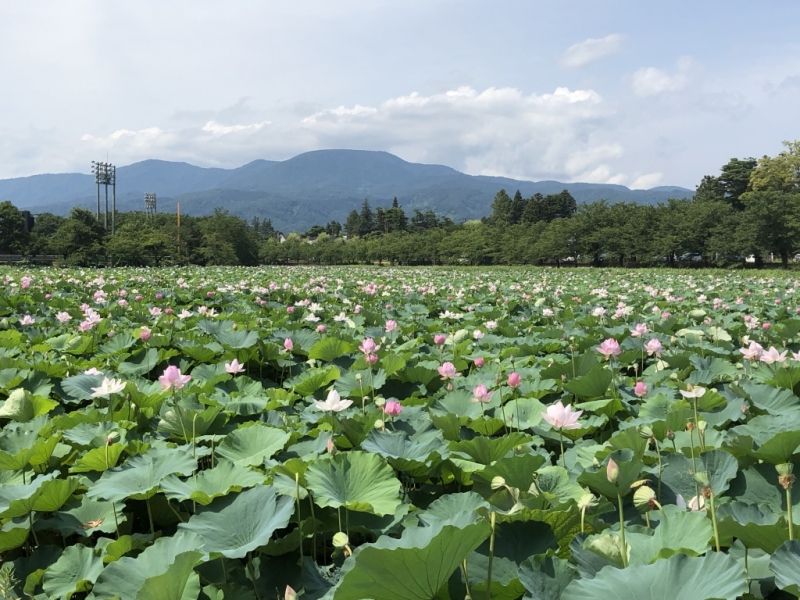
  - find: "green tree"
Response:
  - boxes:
[0,201,30,253]
[750,140,800,192]
[489,189,513,225]
[740,190,800,267]
[719,157,757,209]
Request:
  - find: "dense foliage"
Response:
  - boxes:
[2,141,799,268]
[3,265,800,598]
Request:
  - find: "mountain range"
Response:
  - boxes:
[0,150,693,231]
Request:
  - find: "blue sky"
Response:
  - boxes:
[1,1,798,187]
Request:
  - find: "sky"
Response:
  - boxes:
[1,1,799,188]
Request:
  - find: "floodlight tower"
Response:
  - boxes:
[145,193,157,217]
[90,161,116,232]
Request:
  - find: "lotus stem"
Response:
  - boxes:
[295,474,304,563]
[617,493,627,568]
[461,558,473,599]
[688,426,700,501]
[708,490,721,551]
[247,555,262,600]
[487,511,496,598]
[309,496,317,561]
[111,502,120,538]
[145,497,155,538]
[787,486,795,541]
[654,438,663,502]
[559,431,566,469]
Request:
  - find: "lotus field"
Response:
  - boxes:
[4,266,800,599]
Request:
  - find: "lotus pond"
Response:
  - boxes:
[2,266,800,599]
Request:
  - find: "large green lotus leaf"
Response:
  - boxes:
[686,356,737,385]
[42,544,104,600]
[0,472,58,518]
[361,428,447,469]
[534,466,586,505]
[739,382,800,416]
[214,327,258,350]
[306,451,402,516]
[0,516,29,552]
[178,486,294,558]
[501,397,546,430]
[285,365,340,396]
[331,521,491,600]
[732,414,800,447]
[0,388,39,421]
[519,555,576,600]
[215,423,290,466]
[91,531,205,599]
[449,432,531,466]
[561,552,746,600]
[135,550,202,600]
[431,389,485,420]
[160,459,264,505]
[0,434,59,471]
[577,451,642,499]
[498,506,585,553]
[42,495,127,536]
[335,368,386,398]
[308,337,356,361]
[118,348,159,376]
[716,502,787,552]
[31,477,81,512]
[70,443,125,473]
[660,449,738,499]
[625,505,711,564]
[770,540,800,596]
[380,353,407,377]
[753,430,800,464]
[98,332,136,356]
[417,491,489,529]
[87,446,196,502]
[473,453,547,494]
[464,553,526,600]
[59,373,104,403]
[157,403,222,442]
[564,364,612,399]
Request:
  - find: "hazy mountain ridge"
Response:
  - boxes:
[0,149,693,231]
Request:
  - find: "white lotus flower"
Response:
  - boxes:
[91,377,126,398]
[314,390,353,413]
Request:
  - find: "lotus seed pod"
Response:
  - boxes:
[491,476,507,490]
[633,485,656,510]
[374,419,384,429]
[776,463,794,477]
[332,532,349,548]
[693,470,710,486]
[638,425,654,439]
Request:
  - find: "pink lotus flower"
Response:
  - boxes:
[316,324,327,333]
[434,334,447,346]
[139,326,152,341]
[286,306,295,314]
[385,319,398,333]
[19,315,35,326]
[359,337,380,355]
[644,338,663,357]
[283,337,294,352]
[20,276,32,289]
[366,353,378,365]
[55,311,72,323]
[159,365,191,391]
[438,362,457,380]
[760,346,788,365]
[542,400,583,430]
[79,320,95,332]
[633,381,648,398]
[474,356,485,368]
[225,358,245,374]
[472,384,492,403]
[507,372,521,388]
[739,341,763,361]
[596,338,621,360]
[630,323,648,338]
[383,399,402,416]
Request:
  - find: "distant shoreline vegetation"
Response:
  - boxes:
[1,142,798,268]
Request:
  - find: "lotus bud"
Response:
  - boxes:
[633,485,657,510]
[491,476,507,490]
[332,531,349,548]
[666,429,675,440]
[374,419,384,429]
[106,431,120,445]
[693,471,710,486]
[285,585,298,600]
[606,458,619,484]
[374,396,386,408]
[638,425,654,439]
[697,420,707,432]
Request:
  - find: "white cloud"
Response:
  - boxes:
[629,172,664,189]
[561,34,623,68]
[201,120,271,136]
[631,57,694,97]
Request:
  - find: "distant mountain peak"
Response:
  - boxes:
[0,149,693,231]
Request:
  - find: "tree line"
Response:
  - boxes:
[1,140,799,268]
